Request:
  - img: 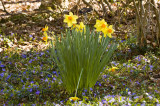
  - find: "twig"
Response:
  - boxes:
[82,0,101,16]
[151,0,160,46]
[100,0,107,18]
[0,0,9,14]
[103,0,112,12]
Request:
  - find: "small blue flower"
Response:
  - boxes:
[29,88,33,92]
[82,92,85,96]
[6,74,11,80]
[102,99,107,104]
[149,65,153,71]
[30,81,34,84]
[22,54,27,58]
[0,64,5,67]
[2,68,5,71]
[52,77,56,81]
[47,74,52,78]
[90,88,93,91]
[29,35,33,38]
[29,59,33,63]
[36,90,40,95]
[45,78,48,82]
[0,73,4,77]
[84,89,87,92]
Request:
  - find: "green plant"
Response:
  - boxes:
[51,27,117,94]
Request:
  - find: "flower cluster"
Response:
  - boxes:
[64,12,114,37]
[94,19,114,38]
[42,25,48,42]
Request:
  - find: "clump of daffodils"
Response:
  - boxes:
[94,19,114,38]
[42,25,48,42]
[64,12,114,38]
[62,12,116,100]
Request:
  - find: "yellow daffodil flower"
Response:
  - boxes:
[42,36,48,41]
[94,19,108,32]
[69,97,80,101]
[102,25,114,38]
[42,25,48,32]
[64,12,78,27]
[76,22,86,32]
[109,67,119,72]
[71,24,77,30]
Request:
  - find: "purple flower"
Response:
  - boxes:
[47,74,52,78]
[29,35,33,38]
[39,52,44,56]
[2,68,5,71]
[0,61,1,64]
[22,54,27,58]
[29,59,33,63]
[84,89,87,92]
[149,65,153,71]
[0,64,5,67]
[29,88,33,92]
[45,78,48,82]
[102,99,107,104]
[134,96,139,99]
[136,81,140,85]
[142,65,146,70]
[82,92,85,96]
[6,74,11,80]
[0,73,4,77]
[52,77,56,81]
[30,81,34,84]
[36,90,40,95]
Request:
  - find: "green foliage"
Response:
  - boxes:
[51,26,117,93]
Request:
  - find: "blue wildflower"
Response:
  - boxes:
[47,74,52,78]
[45,78,48,82]
[0,64,5,67]
[149,65,153,71]
[29,88,33,92]
[22,54,27,58]
[36,90,40,95]
[29,59,33,63]
[2,68,5,71]
[30,81,34,84]
[102,99,107,104]
[29,35,33,38]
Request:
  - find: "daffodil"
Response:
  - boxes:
[94,19,108,32]
[102,25,114,38]
[42,25,48,32]
[64,12,78,27]
[69,97,80,101]
[109,67,119,72]
[71,24,77,29]
[42,36,48,41]
[76,22,86,32]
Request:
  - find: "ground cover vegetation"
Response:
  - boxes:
[0,0,160,105]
